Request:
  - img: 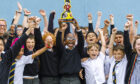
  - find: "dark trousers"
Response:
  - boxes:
[23,78,39,84]
[60,76,80,84]
[40,77,59,84]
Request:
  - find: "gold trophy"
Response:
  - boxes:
[60,0,74,22]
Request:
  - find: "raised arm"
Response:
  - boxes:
[102,19,110,33]
[34,17,44,50]
[126,14,134,45]
[109,14,115,35]
[13,2,22,25]
[4,27,33,65]
[56,30,65,55]
[39,9,48,33]
[73,19,84,55]
[48,11,56,33]
[109,28,117,58]
[124,21,133,60]
[22,9,31,28]
[98,28,106,54]
[88,13,94,32]
[32,42,53,59]
[95,11,102,34]
[4,25,15,51]
[134,20,139,38]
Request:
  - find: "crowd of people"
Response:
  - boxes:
[0,2,140,84]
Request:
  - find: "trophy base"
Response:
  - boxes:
[61,19,74,23]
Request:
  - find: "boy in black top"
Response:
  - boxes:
[0,27,33,84]
[57,19,84,84]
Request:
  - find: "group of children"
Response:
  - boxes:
[0,2,140,84]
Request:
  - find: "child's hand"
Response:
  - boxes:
[135,20,139,27]
[61,23,68,31]
[58,19,63,28]
[124,21,130,31]
[24,9,31,16]
[73,18,80,30]
[35,17,41,28]
[109,14,114,21]
[88,13,92,23]
[126,14,133,21]
[112,28,117,34]
[97,11,102,16]
[79,69,84,80]
[17,2,22,12]
[39,9,46,16]
[98,28,103,34]
[46,42,53,49]
[104,19,110,26]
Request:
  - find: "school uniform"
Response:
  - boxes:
[107,56,127,84]
[56,30,84,84]
[81,52,106,84]
[23,51,39,84]
[35,28,59,84]
[10,55,33,84]
[23,28,40,84]
[124,30,140,84]
[0,34,28,84]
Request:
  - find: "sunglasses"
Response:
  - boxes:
[17,28,23,31]
[0,25,6,27]
[66,37,76,40]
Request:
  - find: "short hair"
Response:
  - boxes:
[116,31,124,36]
[86,31,98,39]
[42,32,56,45]
[17,25,23,28]
[113,44,125,53]
[0,19,7,26]
[133,36,140,52]
[87,43,100,51]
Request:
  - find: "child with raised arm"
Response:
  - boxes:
[57,18,84,84]
[0,26,32,84]
[81,29,106,84]
[107,28,127,84]
[124,21,140,84]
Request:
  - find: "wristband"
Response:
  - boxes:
[24,14,29,16]
[17,11,22,14]
[46,43,51,48]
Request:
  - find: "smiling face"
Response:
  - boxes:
[134,38,140,55]
[86,32,98,45]
[104,32,109,44]
[17,27,23,37]
[113,49,124,61]
[87,44,100,59]
[115,34,124,45]
[45,35,54,48]
[26,38,35,51]
[16,48,24,59]
[0,20,7,36]
[65,33,76,49]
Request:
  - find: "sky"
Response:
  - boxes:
[0,0,140,33]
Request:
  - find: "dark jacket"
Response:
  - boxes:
[0,34,28,84]
[124,30,137,84]
[56,30,84,76]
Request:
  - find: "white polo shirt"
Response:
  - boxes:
[107,55,127,84]
[81,52,106,84]
[13,55,33,84]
